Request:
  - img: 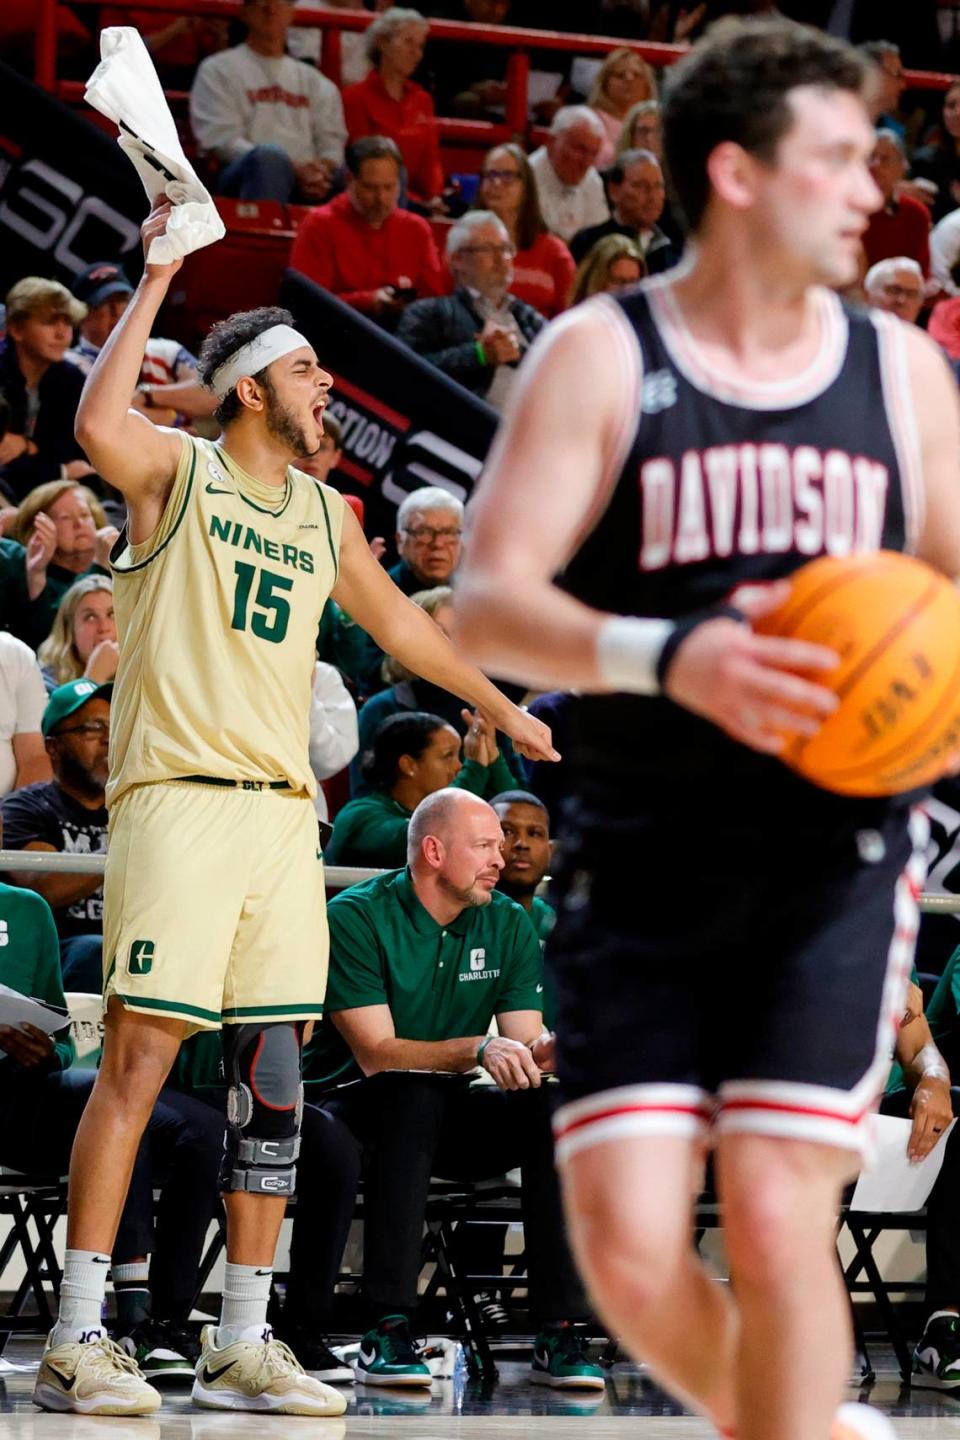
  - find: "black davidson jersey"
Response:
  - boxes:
[561,279,925,819]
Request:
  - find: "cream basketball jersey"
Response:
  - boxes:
[108,433,345,805]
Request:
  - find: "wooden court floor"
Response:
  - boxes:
[2,1344,960,1439]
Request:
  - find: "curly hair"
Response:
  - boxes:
[196,305,295,426]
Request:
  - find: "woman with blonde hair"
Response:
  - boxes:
[37,575,118,692]
[569,233,645,306]
[12,478,115,650]
[589,47,657,169]
[615,98,663,162]
[474,143,575,318]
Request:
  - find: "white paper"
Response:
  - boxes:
[851,1113,956,1212]
[528,71,564,109]
[0,983,69,1050]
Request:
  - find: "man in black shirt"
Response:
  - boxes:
[570,149,678,272]
[1,679,111,991]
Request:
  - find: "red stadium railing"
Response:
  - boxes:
[37,0,958,156]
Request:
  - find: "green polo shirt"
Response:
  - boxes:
[303,866,544,1089]
[529,896,557,1031]
[0,881,74,1075]
[0,539,28,636]
[325,751,517,868]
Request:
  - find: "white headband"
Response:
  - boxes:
[209,324,310,400]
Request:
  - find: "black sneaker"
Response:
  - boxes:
[280,1330,354,1384]
[117,1318,195,1380]
[913,1312,960,1389]
[473,1291,509,1329]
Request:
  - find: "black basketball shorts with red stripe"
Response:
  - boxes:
[547,787,928,1168]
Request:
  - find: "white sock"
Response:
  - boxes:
[51,1249,110,1344]
[216,1263,272,1348]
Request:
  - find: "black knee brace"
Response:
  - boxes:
[219,1022,304,1196]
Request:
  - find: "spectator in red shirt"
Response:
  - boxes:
[863,129,931,277]
[474,144,575,319]
[342,7,445,208]
[290,135,444,325]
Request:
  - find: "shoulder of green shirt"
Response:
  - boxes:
[0,882,73,1071]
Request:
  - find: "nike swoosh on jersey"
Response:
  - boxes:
[205,483,232,495]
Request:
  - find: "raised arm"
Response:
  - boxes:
[73,202,187,541]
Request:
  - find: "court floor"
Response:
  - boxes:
[2,1341,960,1440]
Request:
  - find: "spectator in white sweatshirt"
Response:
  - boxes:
[190,0,347,203]
[309,661,360,823]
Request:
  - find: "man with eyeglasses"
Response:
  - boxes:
[397,211,546,409]
[570,149,678,273]
[1,679,111,993]
[387,487,466,596]
[865,256,926,324]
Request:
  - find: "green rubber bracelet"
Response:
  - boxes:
[476,1036,493,1068]
[474,340,488,367]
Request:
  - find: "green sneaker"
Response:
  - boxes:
[354,1315,433,1388]
[531,1326,606,1390]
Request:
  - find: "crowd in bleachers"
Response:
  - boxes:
[8,0,960,1395]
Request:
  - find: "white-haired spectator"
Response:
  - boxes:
[342,7,445,206]
[389,487,464,594]
[863,130,931,277]
[528,105,610,243]
[397,211,546,408]
[864,257,925,325]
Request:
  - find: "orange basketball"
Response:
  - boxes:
[753,551,960,796]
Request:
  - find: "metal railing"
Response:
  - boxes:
[0,847,954,910]
[0,849,382,892]
[34,0,960,153]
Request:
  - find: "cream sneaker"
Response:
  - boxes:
[191,1324,347,1415]
[33,1331,162,1415]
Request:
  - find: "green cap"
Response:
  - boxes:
[42,679,113,738]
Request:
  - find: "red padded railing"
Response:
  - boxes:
[35,0,960,153]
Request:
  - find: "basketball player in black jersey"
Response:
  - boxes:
[456,20,960,1440]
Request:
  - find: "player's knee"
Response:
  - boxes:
[220,1022,303,1197]
[723,1168,837,1292]
[565,1180,682,1315]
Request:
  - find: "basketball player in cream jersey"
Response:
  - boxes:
[456,21,960,1440]
[33,201,556,1419]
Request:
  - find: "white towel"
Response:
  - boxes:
[84,27,225,264]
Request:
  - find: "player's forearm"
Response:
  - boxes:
[76,275,170,447]
[456,576,614,691]
[143,380,217,418]
[385,600,528,729]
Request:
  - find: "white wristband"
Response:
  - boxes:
[596,616,674,695]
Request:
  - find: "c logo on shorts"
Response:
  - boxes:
[129,939,156,975]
